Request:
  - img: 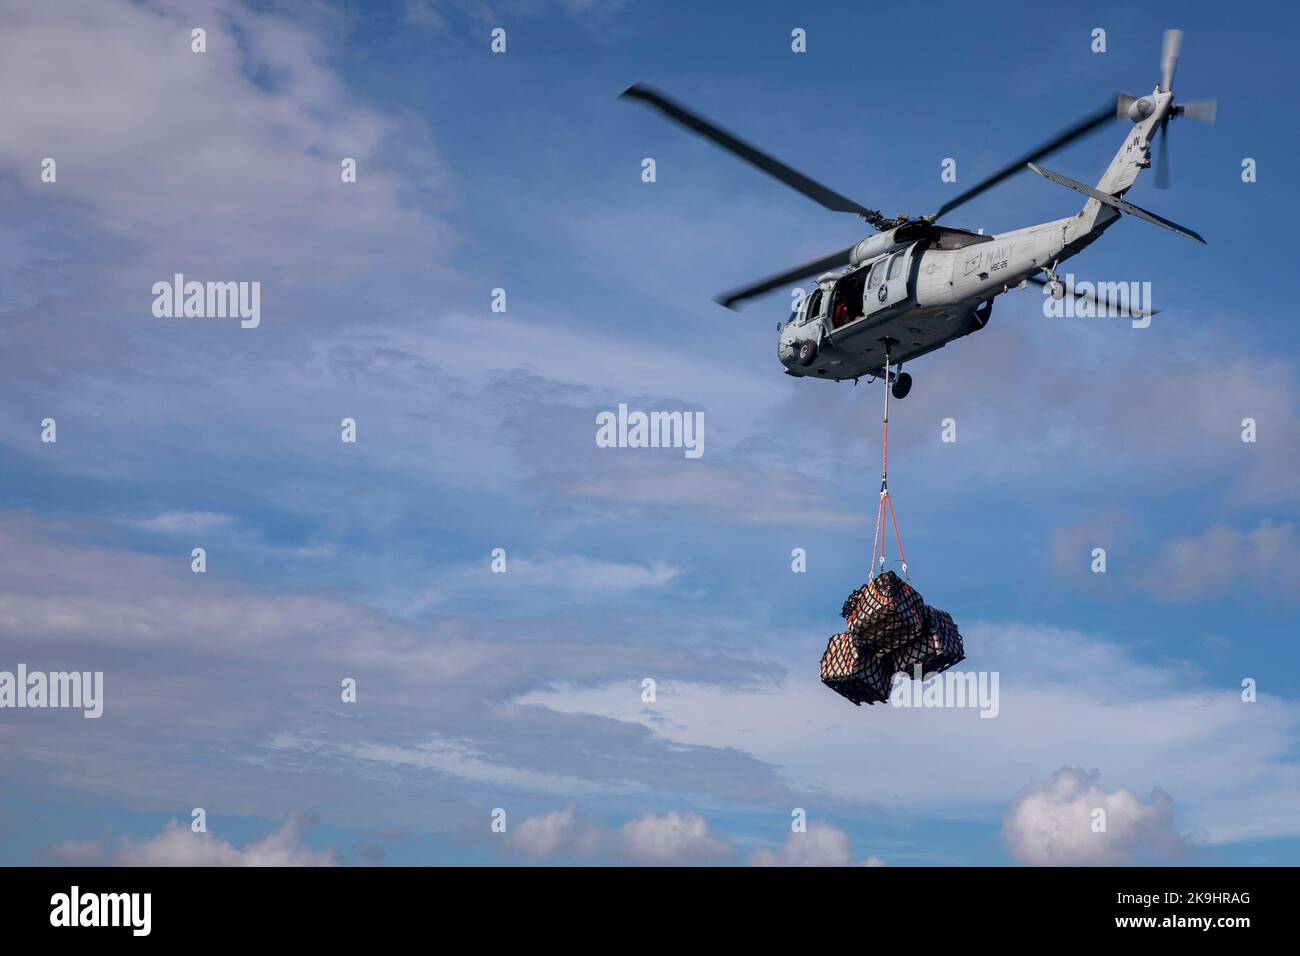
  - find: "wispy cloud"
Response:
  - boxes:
[133,510,234,533]
[1141,521,1300,602]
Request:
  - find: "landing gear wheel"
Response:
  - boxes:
[797,340,818,367]
[1048,279,1065,300]
[891,371,912,400]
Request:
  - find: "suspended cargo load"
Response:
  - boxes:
[842,570,926,653]
[820,631,895,706]
[819,342,968,707]
[893,605,965,678]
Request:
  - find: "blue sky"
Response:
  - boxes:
[0,0,1298,866]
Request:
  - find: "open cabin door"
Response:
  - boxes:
[828,268,868,330]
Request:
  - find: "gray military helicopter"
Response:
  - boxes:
[621,29,1215,398]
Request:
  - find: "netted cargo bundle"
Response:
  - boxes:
[820,632,896,705]
[840,585,868,620]
[892,605,965,678]
[843,570,926,653]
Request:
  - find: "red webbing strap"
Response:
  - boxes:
[886,489,907,574]
[871,350,909,579]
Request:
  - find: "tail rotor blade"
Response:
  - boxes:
[1154,119,1170,189]
[1180,98,1218,125]
[1161,28,1183,92]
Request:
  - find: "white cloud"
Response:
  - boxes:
[614,810,734,865]
[1141,521,1300,602]
[409,553,682,613]
[327,738,633,799]
[49,813,338,867]
[403,0,634,33]
[749,823,885,867]
[134,510,233,533]
[0,0,444,274]
[46,839,107,865]
[0,513,792,834]
[511,555,681,591]
[512,803,583,859]
[520,621,1300,845]
[1002,768,1193,866]
[509,804,734,865]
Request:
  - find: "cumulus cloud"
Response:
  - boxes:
[749,823,884,867]
[1002,768,1195,866]
[614,810,735,865]
[509,804,734,865]
[48,813,339,867]
[511,803,585,859]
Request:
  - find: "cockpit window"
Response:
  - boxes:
[802,289,823,323]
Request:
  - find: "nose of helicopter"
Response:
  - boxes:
[776,325,798,366]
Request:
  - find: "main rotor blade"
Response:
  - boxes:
[620,84,891,228]
[1027,275,1161,319]
[929,99,1121,223]
[1162,29,1183,93]
[715,245,857,310]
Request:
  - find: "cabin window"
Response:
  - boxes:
[867,259,886,290]
[887,252,906,281]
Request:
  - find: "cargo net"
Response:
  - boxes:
[822,571,966,706]
[844,571,925,652]
[892,605,965,680]
[819,632,894,706]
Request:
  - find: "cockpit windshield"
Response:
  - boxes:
[801,289,823,324]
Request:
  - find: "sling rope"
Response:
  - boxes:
[870,343,909,580]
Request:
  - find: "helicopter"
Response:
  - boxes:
[621,30,1216,399]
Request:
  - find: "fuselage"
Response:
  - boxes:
[777,214,1108,380]
[778,90,1170,381]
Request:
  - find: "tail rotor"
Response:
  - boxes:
[1151,29,1217,189]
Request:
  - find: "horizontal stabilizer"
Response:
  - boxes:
[1027,162,1206,244]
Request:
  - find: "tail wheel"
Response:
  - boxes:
[891,372,912,400]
